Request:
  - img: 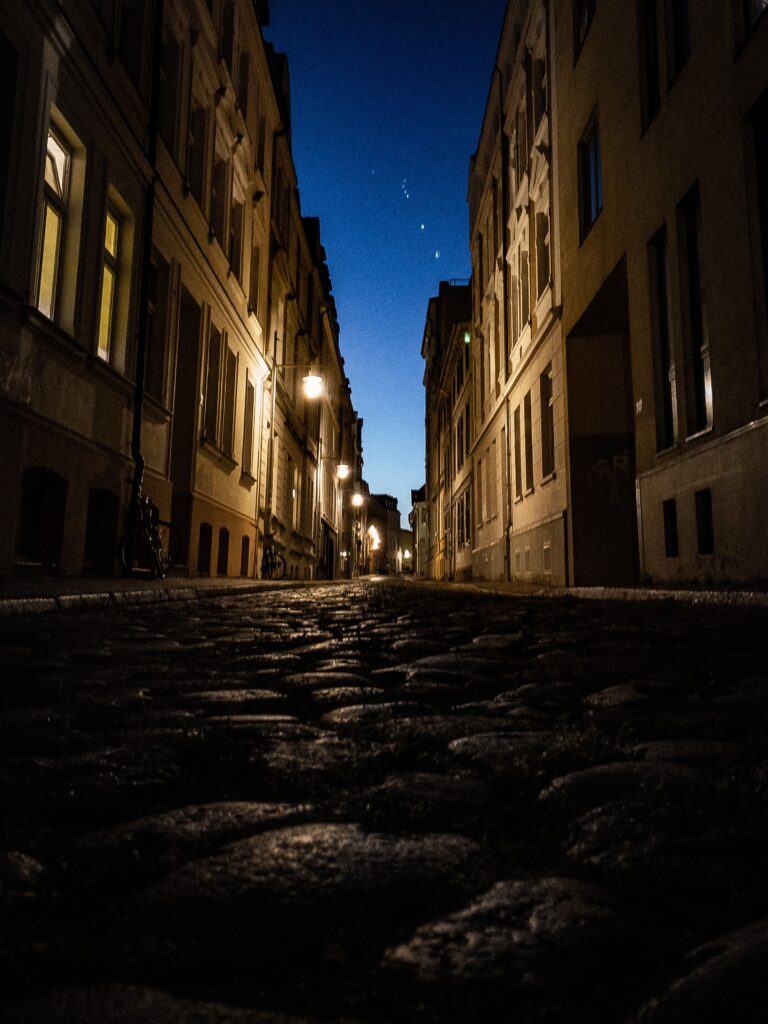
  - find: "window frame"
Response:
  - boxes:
[578,115,603,241]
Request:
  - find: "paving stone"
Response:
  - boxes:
[127,823,487,968]
[3,984,357,1023]
[308,686,387,708]
[69,802,311,885]
[320,701,429,726]
[586,684,650,708]
[279,671,371,691]
[345,771,493,831]
[540,761,707,817]
[448,731,553,771]
[629,740,740,765]
[630,918,768,1022]
[383,877,622,1017]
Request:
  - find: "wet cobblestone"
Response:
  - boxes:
[2,579,768,1022]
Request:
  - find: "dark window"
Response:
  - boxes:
[677,183,711,434]
[16,467,68,569]
[220,1,235,71]
[753,89,768,397]
[222,345,237,457]
[540,366,555,478]
[242,374,255,475]
[158,33,181,154]
[662,498,679,557]
[83,489,119,573]
[579,119,603,238]
[237,53,250,114]
[524,391,534,493]
[648,225,677,449]
[197,523,212,574]
[204,325,222,442]
[211,156,228,246]
[0,32,18,241]
[118,0,147,91]
[217,527,230,575]
[745,0,768,33]
[187,107,207,205]
[513,405,523,499]
[638,1,660,131]
[146,252,169,403]
[575,0,597,56]
[668,0,690,79]
[240,535,250,576]
[695,488,714,555]
[535,210,550,298]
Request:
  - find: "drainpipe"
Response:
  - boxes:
[131,0,165,524]
[494,60,513,581]
[130,0,164,521]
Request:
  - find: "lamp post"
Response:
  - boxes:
[259,331,323,578]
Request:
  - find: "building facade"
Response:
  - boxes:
[1,0,359,580]
[423,0,768,588]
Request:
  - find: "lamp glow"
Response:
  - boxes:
[351,492,364,508]
[337,462,350,480]
[302,372,323,399]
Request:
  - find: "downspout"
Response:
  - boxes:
[256,127,286,573]
[494,60,513,581]
[130,0,164,520]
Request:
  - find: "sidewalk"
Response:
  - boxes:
[2,570,768,616]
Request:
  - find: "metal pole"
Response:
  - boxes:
[261,330,278,575]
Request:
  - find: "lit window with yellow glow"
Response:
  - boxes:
[36,129,70,319]
[98,209,120,362]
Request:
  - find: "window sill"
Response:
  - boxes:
[239,470,256,490]
[685,425,714,443]
[524,487,535,497]
[655,442,679,457]
[200,435,238,471]
[541,471,556,486]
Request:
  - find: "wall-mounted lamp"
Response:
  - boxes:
[351,492,364,508]
[337,462,350,480]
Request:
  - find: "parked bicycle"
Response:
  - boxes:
[261,533,286,579]
[118,488,180,579]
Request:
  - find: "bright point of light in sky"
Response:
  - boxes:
[265,1,507,523]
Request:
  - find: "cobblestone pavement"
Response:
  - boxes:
[2,579,768,1023]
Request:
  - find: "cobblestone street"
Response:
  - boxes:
[2,579,768,1023]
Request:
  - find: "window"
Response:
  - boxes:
[187,107,207,205]
[36,128,71,321]
[662,498,679,557]
[648,225,677,449]
[638,1,660,131]
[477,456,484,523]
[465,398,471,461]
[158,33,181,154]
[575,0,597,55]
[489,440,498,518]
[97,209,120,362]
[117,0,148,91]
[745,0,768,32]
[667,0,690,79]
[229,197,244,277]
[579,118,603,238]
[524,391,534,493]
[753,89,768,397]
[695,488,714,555]
[242,373,256,476]
[145,252,169,402]
[456,415,464,473]
[237,53,250,114]
[211,154,228,246]
[204,325,222,442]
[249,243,261,318]
[516,103,528,181]
[535,209,550,299]
[540,365,555,478]
[519,245,530,328]
[0,32,18,240]
[513,405,523,500]
[532,57,547,128]
[220,1,236,71]
[677,183,711,434]
[222,346,237,457]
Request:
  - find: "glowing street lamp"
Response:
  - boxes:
[351,492,364,508]
[301,371,324,400]
[337,462,350,480]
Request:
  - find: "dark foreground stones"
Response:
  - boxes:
[2,579,768,1022]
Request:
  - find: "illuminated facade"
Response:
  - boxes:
[0,0,358,579]
[424,0,768,587]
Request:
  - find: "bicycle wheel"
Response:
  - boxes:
[155,521,181,578]
[119,526,158,578]
[273,552,286,579]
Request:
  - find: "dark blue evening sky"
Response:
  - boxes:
[265,1,507,522]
